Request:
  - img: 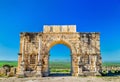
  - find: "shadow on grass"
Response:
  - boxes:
[101,70,120,76]
[49,73,71,77]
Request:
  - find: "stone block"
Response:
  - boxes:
[44,25,50,33]
[68,25,76,32]
[52,26,60,32]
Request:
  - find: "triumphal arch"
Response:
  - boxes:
[17,25,102,77]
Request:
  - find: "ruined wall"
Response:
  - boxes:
[0,67,16,77]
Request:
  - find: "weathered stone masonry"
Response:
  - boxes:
[17,25,102,77]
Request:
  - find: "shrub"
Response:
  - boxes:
[2,64,11,72]
[101,70,108,76]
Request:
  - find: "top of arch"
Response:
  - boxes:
[43,25,76,33]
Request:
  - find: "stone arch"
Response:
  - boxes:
[17,25,102,77]
[42,40,74,76]
[47,40,73,53]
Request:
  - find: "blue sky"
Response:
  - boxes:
[0,0,120,62]
[49,44,71,62]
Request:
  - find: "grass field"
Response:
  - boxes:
[0,61,120,67]
[0,61,18,67]
[102,62,120,67]
[0,61,120,73]
[49,61,71,73]
[49,61,71,69]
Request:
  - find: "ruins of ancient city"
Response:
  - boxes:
[17,25,102,77]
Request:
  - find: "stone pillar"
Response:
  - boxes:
[36,35,42,77]
[18,37,25,77]
[70,54,73,75]
[94,55,97,72]
[38,37,41,63]
[43,54,49,77]
[22,37,24,61]
[95,55,101,76]
[72,54,78,76]
[78,56,83,76]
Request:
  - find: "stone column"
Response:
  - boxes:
[38,37,41,63]
[90,55,97,72]
[36,35,42,77]
[94,55,97,72]
[22,37,25,61]
[18,36,25,77]
[70,54,73,75]
[43,54,49,76]
[78,56,83,76]
[72,54,78,76]
[94,55,101,76]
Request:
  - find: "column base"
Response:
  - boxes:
[78,73,84,76]
[95,72,101,76]
[35,72,42,77]
[17,72,25,78]
[36,65,42,77]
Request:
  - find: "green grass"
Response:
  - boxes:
[49,61,71,73]
[49,61,71,69]
[0,61,120,73]
[50,69,71,73]
[102,62,120,67]
[0,61,18,67]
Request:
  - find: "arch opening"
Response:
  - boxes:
[48,43,72,76]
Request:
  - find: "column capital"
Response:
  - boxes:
[18,53,22,55]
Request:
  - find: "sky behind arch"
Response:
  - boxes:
[0,0,120,62]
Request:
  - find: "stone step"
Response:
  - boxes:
[24,71,36,77]
[82,71,96,76]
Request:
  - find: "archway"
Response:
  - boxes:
[48,40,72,76]
[18,25,102,77]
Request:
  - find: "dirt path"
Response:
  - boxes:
[0,76,120,82]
